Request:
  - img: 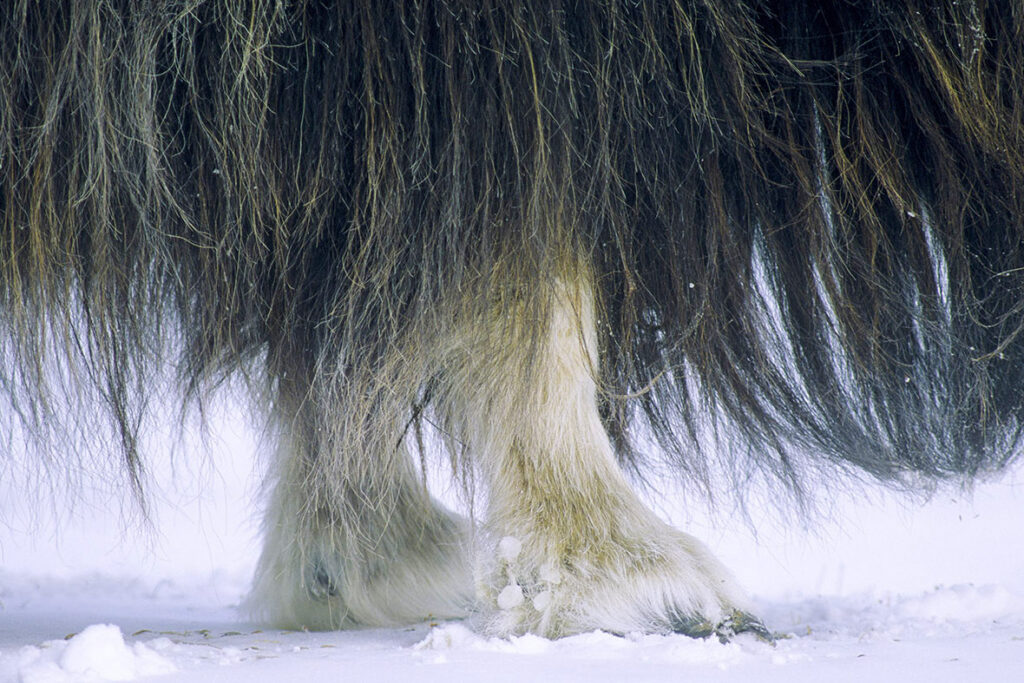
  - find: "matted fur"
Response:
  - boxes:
[3,1,1024,636]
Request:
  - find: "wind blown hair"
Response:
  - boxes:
[2,1,1024,499]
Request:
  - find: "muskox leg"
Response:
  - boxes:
[447,274,761,638]
[248,373,473,629]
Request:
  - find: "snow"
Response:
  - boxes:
[497,536,523,562]
[496,584,525,611]
[1,411,1022,682]
[16,624,176,683]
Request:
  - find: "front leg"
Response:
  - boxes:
[481,462,750,638]
[449,274,764,639]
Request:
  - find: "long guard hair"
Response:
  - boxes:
[2,0,1023,635]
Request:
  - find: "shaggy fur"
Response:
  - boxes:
[3,1,1024,637]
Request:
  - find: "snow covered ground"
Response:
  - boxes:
[1,410,1022,682]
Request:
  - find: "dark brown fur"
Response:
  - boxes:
[2,0,1023,551]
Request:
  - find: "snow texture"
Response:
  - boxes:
[15,624,176,683]
[0,413,1022,682]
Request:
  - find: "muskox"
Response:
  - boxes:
[2,1,1022,638]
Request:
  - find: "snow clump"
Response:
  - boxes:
[17,623,176,683]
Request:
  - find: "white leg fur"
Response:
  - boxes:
[248,272,753,638]
[248,407,473,629]
[451,276,751,637]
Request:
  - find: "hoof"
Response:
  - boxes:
[671,610,775,644]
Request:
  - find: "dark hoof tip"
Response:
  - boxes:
[718,610,776,644]
[670,610,776,645]
[668,615,717,639]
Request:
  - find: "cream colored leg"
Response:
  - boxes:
[248,383,473,630]
[450,276,756,637]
